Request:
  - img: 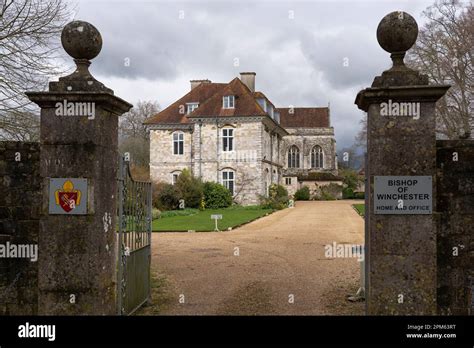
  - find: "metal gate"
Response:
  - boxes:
[117,154,152,315]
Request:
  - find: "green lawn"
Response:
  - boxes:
[152,206,273,232]
[353,204,365,217]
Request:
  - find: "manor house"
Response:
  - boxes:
[144,72,340,205]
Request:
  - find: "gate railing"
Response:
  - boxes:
[117,154,152,315]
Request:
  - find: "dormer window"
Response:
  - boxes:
[257,98,266,111]
[223,95,235,109]
[186,102,199,114]
[274,111,280,124]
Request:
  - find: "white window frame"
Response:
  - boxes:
[186,102,199,114]
[285,177,292,185]
[172,131,184,155]
[222,127,234,152]
[221,169,235,195]
[223,95,235,109]
[171,172,181,185]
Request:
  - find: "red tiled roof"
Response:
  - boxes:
[144,82,226,124]
[188,78,267,118]
[145,77,331,129]
[278,107,330,128]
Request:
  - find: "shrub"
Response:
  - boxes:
[313,183,340,201]
[342,187,354,199]
[199,197,206,211]
[269,183,288,200]
[319,183,342,201]
[320,191,336,200]
[160,208,199,218]
[152,181,166,208]
[203,181,232,209]
[339,168,360,191]
[175,169,203,209]
[152,208,161,220]
[294,186,310,200]
[354,192,365,199]
[152,182,180,210]
[260,184,289,210]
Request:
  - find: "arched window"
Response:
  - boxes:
[311,146,324,168]
[287,145,300,168]
[172,132,184,155]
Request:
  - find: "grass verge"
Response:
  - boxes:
[152,206,273,232]
[352,204,365,217]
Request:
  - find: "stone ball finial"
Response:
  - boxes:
[61,21,102,60]
[376,11,418,54]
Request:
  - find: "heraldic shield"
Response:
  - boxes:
[50,179,87,214]
[54,180,82,213]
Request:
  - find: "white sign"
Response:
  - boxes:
[211,214,223,232]
[374,176,432,214]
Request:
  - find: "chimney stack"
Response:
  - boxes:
[190,79,211,90]
[240,72,256,92]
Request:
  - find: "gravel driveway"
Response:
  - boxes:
[145,200,365,315]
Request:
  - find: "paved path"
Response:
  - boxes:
[147,200,365,315]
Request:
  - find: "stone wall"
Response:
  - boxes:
[261,126,282,168]
[283,176,298,197]
[436,140,474,315]
[281,127,337,174]
[301,180,343,200]
[0,141,41,315]
[149,128,193,183]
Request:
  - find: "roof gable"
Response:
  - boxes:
[144,82,226,125]
[188,78,267,118]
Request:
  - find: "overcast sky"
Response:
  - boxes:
[68,0,434,149]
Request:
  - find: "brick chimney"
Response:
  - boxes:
[240,72,256,92]
[190,79,211,90]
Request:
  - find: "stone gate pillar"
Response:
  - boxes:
[26,21,132,314]
[355,12,449,315]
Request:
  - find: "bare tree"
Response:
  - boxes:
[1,109,40,141]
[121,100,160,140]
[407,0,473,139]
[0,0,72,140]
[354,112,367,149]
[119,100,160,167]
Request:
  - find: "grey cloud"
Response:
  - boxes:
[298,27,389,90]
[73,0,434,150]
